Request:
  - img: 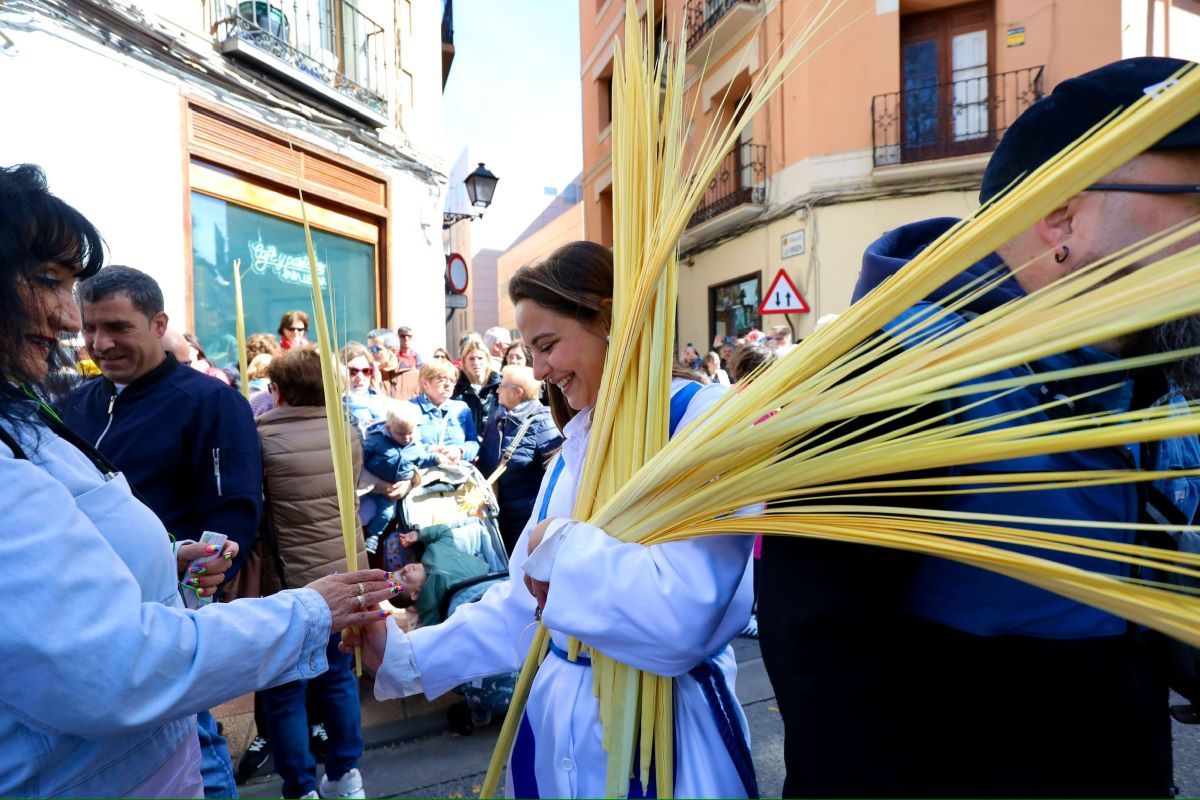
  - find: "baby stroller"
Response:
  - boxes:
[382,463,515,735]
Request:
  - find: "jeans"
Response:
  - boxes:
[260,635,364,798]
[196,709,239,798]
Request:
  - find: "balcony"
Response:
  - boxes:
[686,140,766,231]
[207,0,388,126]
[871,66,1045,168]
[684,0,763,69]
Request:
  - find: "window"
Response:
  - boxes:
[598,187,614,247]
[599,74,613,130]
[900,1,993,157]
[190,188,378,370]
[709,273,761,344]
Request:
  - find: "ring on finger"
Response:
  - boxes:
[355,593,366,610]
[355,582,365,596]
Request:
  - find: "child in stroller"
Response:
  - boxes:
[389,524,489,627]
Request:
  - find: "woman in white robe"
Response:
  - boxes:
[348,241,756,798]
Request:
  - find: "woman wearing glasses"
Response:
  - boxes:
[341,342,388,435]
[411,360,479,466]
[278,310,309,350]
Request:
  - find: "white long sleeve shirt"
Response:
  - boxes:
[375,379,755,797]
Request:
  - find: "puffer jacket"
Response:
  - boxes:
[257,405,367,591]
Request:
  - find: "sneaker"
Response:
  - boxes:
[309,722,329,762]
[235,735,271,783]
[299,791,320,799]
[740,614,759,639]
[319,767,365,799]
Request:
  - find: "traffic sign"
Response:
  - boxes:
[758,269,809,314]
[446,252,469,294]
[445,294,468,309]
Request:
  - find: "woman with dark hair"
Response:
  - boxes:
[0,164,396,798]
[346,241,756,798]
[503,340,533,368]
[257,347,370,800]
[183,331,233,386]
[278,310,309,350]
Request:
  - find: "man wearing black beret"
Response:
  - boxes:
[761,57,1200,797]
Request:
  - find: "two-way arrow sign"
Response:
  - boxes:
[758,269,810,314]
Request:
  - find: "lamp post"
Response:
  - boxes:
[443,162,499,228]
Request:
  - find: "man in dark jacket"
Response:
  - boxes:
[59,264,262,798]
[760,57,1200,798]
[478,365,563,553]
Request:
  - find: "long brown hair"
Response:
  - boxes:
[508,240,694,431]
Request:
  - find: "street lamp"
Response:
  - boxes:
[443,162,499,228]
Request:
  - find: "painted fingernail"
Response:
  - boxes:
[223,551,233,561]
[378,610,391,618]
[205,544,220,554]
[191,564,207,574]
[193,587,204,598]
[185,578,198,587]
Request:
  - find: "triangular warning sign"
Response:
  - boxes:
[758,269,809,314]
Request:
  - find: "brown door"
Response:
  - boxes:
[900,1,995,162]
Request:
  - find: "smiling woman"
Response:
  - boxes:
[0,163,395,798]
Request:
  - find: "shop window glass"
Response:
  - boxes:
[709,274,761,344]
[191,191,376,369]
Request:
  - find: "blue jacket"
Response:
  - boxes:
[362,421,438,481]
[478,400,563,542]
[0,404,330,797]
[853,217,1200,638]
[411,393,480,463]
[59,354,263,582]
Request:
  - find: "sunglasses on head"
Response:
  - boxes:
[348,366,374,376]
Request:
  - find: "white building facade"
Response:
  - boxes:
[0,0,453,363]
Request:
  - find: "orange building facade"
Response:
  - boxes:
[579,0,1200,352]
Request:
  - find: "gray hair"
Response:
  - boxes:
[483,326,512,349]
[368,328,400,349]
[77,264,164,319]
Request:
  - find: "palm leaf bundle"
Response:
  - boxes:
[482,3,1200,795]
[296,190,364,675]
[231,258,250,400]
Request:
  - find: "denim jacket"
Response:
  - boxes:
[411,394,480,462]
[0,410,332,797]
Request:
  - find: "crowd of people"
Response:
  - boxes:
[0,55,1198,800]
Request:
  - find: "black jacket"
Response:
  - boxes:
[477,400,563,551]
[59,354,263,581]
[452,370,500,437]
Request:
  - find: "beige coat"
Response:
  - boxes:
[257,404,367,593]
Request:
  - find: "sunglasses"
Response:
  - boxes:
[287,326,307,333]
[347,366,374,377]
[398,333,413,339]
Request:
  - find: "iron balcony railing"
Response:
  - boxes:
[685,0,762,52]
[871,66,1044,167]
[688,141,767,228]
[208,0,387,117]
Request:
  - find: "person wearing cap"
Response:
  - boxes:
[760,57,1200,797]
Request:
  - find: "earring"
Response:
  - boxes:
[1054,245,1070,264]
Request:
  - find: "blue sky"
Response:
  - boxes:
[442,0,583,252]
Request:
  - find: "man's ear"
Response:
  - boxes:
[152,311,169,338]
[1031,197,1080,249]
